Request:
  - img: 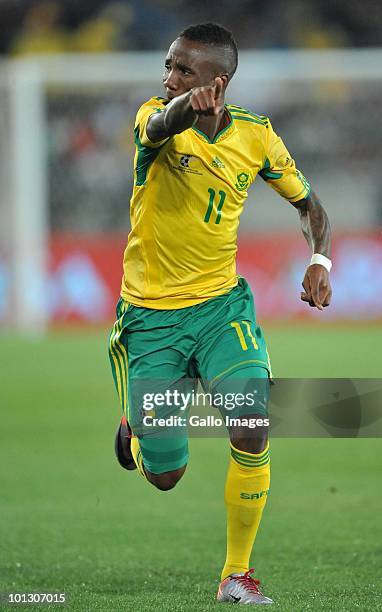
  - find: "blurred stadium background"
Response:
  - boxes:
[1,2,381,610]
[0,0,381,328]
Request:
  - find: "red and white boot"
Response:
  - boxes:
[217,569,273,605]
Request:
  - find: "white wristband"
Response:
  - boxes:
[309,253,332,272]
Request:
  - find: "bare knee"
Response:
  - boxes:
[230,414,268,454]
[146,464,187,491]
[232,435,268,454]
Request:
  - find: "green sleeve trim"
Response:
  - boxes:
[259,157,283,181]
[296,169,311,192]
[134,124,165,186]
[288,181,311,203]
[287,170,311,201]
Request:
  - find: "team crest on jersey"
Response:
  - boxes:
[235,170,250,191]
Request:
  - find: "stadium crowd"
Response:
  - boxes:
[1,0,381,234]
[0,0,381,56]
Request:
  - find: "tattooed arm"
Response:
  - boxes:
[291,190,332,310]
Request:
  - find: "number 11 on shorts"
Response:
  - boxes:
[230,321,259,351]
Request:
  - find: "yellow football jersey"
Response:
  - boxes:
[121,96,310,309]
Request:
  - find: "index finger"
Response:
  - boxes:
[214,77,223,99]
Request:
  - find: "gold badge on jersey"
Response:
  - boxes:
[235,170,250,191]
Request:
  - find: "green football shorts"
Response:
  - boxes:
[109,276,271,474]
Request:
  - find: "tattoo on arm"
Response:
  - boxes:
[292,191,331,257]
[146,92,197,143]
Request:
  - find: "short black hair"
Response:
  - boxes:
[178,23,238,79]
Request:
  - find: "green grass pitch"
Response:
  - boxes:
[1,325,381,611]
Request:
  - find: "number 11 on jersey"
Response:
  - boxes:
[231,321,259,351]
[204,188,226,224]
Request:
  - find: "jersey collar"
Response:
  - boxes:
[191,107,234,145]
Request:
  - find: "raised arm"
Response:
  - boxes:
[146,77,224,143]
[292,190,332,310]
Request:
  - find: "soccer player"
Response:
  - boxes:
[110,23,332,605]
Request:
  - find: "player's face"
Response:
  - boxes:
[163,37,223,100]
